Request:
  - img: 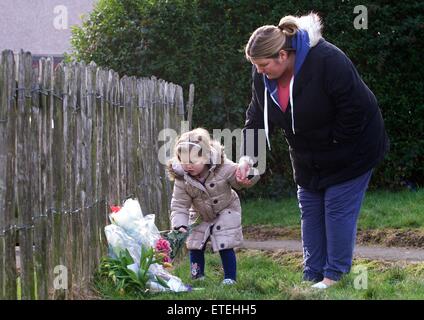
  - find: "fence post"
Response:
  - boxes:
[62,64,73,299]
[51,62,65,299]
[0,47,6,300]
[69,61,82,298]
[73,62,85,296]
[15,50,36,300]
[0,50,19,300]
[98,69,110,257]
[186,83,195,130]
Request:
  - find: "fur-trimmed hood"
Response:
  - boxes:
[297,12,323,48]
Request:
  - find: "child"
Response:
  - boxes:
[167,128,258,285]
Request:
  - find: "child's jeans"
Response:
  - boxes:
[189,247,237,281]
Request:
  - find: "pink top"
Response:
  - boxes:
[277,78,290,113]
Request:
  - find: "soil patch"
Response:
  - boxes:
[244,225,424,248]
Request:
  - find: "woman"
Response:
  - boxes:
[239,13,389,289]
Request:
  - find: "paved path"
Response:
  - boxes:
[15,241,424,271]
[241,240,424,263]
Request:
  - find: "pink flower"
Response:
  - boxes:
[155,238,171,254]
[110,205,121,213]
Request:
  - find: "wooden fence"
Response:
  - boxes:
[0,49,188,299]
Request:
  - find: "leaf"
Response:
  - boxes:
[155,275,170,289]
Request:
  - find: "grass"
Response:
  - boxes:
[93,250,424,300]
[93,189,424,300]
[17,277,21,300]
[241,189,424,230]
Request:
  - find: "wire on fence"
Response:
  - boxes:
[9,87,174,109]
[0,193,141,237]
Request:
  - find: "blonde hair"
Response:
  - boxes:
[167,128,227,180]
[173,128,213,164]
[245,15,299,60]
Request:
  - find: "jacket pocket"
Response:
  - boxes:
[212,209,241,234]
[312,140,355,171]
[210,209,243,251]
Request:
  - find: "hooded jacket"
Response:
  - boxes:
[243,13,389,190]
[168,142,259,252]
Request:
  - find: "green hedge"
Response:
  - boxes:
[70,0,424,198]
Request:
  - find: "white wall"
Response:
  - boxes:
[0,0,96,56]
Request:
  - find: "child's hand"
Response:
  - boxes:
[237,160,250,179]
[177,226,188,233]
[236,159,253,186]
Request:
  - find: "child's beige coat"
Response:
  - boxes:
[168,142,258,252]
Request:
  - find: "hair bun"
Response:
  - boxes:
[278,16,298,36]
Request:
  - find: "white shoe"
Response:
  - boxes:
[222,278,236,285]
[311,281,329,289]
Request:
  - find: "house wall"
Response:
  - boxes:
[0,0,96,56]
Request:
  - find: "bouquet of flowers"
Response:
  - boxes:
[102,199,191,293]
[162,229,190,261]
[160,214,202,263]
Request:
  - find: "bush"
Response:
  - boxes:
[70,0,424,198]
